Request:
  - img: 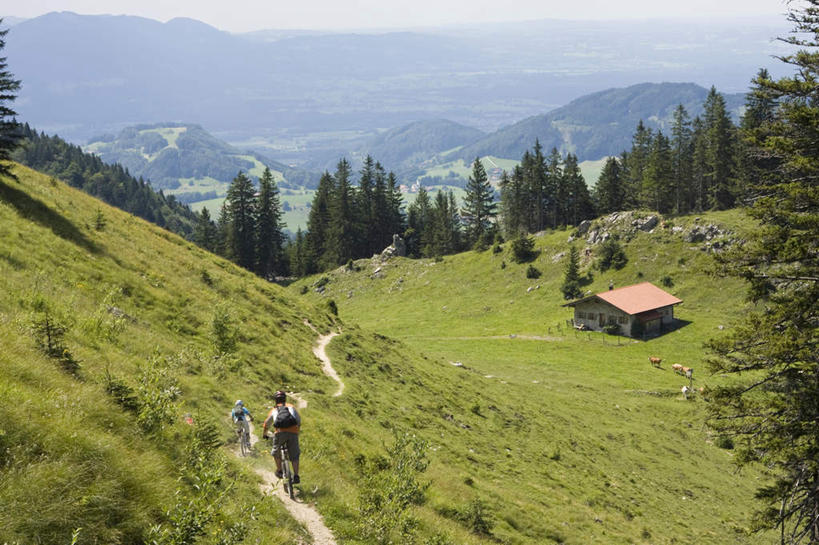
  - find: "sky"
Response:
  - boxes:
[0,0,789,32]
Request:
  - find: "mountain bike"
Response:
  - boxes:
[236,419,251,456]
[273,440,296,499]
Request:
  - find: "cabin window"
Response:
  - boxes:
[608,315,617,325]
[618,315,629,324]
[577,311,586,319]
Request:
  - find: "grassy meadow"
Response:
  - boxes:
[292,210,776,544]
[1,162,774,544]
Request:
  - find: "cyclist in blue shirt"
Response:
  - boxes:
[231,400,252,442]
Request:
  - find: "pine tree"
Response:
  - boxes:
[499,167,527,236]
[690,116,708,212]
[641,131,674,213]
[546,148,565,227]
[386,171,405,244]
[225,171,257,269]
[462,157,497,248]
[325,159,356,267]
[560,246,583,300]
[738,68,780,203]
[563,153,595,225]
[707,3,819,542]
[305,172,333,273]
[703,87,737,209]
[215,202,230,258]
[0,19,21,180]
[357,156,377,256]
[670,104,693,214]
[593,157,626,214]
[193,206,218,252]
[406,187,431,258]
[625,121,653,207]
[255,167,286,278]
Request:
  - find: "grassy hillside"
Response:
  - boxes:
[292,210,776,544]
[2,163,774,544]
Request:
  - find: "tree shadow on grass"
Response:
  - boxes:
[0,179,100,254]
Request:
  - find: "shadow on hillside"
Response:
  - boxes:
[0,179,100,254]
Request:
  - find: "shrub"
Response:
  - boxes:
[31,308,80,375]
[326,299,338,316]
[510,234,536,263]
[135,356,181,434]
[210,305,237,354]
[491,241,503,254]
[299,285,308,295]
[526,265,541,279]
[459,499,494,537]
[603,323,620,335]
[597,237,628,271]
[661,275,674,287]
[500,260,506,269]
[716,435,735,450]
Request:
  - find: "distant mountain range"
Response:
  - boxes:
[449,82,746,163]
[7,11,789,157]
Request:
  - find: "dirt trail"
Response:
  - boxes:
[313,331,343,397]
[243,422,338,545]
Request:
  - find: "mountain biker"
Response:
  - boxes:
[262,390,301,484]
[231,400,252,442]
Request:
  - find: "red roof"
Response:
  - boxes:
[595,282,682,315]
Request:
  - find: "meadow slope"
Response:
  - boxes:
[292,210,776,544]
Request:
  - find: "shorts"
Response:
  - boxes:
[272,431,300,461]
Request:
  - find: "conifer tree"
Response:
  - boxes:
[357,156,377,255]
[386,171,405,243]
[707,3,819,542]
[193,206,218,253]
[326,159,356,267]
[563,153,595,225]
[560,246,583,300]
[738,68,780,203]
[0,19,21,180]
[462,157,497,248]
[593,157,626,214]
[215,202,230,258]
[255,167,286,278]
[703,86,737,209]
[690,116,709,212]
[670,104,693,214]
[625,121,653,207]
[406,187,431,258]
[225,171,257,269]
[499,167,527,236]
[305,172,334,273]
[546,148,565,227]
[641,131,674,213]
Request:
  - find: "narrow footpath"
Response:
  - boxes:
[235,325,343,545]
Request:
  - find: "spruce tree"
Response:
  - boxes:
[563,153,595,225]
[625,121,653,207]
[546,148,565,227]
[593,157,626,214]
[326,159,356,267]
[707,3,819,542]
[641,131,674,213]
[462,157,497,248]
[357,156,377,256]
[225,171,257,270]
[256,167,285,278]
[305,172,333,273]
[703,87,737,209]
[386,171,405,244]
[499,167,527,236]
[560,246,583,300]
[406,187,431,258]
[0,19,21,180]
[670,104,693,214]
[193,206,218,253]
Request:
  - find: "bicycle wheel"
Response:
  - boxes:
[282,447,295,499]
[241,430,250,456]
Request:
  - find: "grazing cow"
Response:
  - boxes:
[671,363,684,374]
[681,385,690,399]
[649,356,662,368]
[682,367,694,380]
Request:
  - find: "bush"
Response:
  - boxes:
[326,299,338,316]
[459,499,494,537]
[211,305,237,354]
[716,435,735,450]
[526,265,541,279]
[597,237,628,271]
[510,234,536,263]
[661,275,674,287]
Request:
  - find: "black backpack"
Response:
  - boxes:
[273,405,297,428]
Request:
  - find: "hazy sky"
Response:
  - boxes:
[1,0,789,32]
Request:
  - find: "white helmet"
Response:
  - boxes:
[235,400,243,407]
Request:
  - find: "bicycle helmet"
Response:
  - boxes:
[274,390,287,402]
[235,400,243,407]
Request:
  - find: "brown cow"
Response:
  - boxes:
[682,366,693,380]
[649,356,662,368]
[671,363,684,374]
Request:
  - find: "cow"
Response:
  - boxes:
[682,367,694,380]
[649,356,662,368]
[671,363,684,374]
[681,385,690,399]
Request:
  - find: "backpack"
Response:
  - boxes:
[273,405,297,428]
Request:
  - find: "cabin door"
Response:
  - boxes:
[598,313,605,327]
